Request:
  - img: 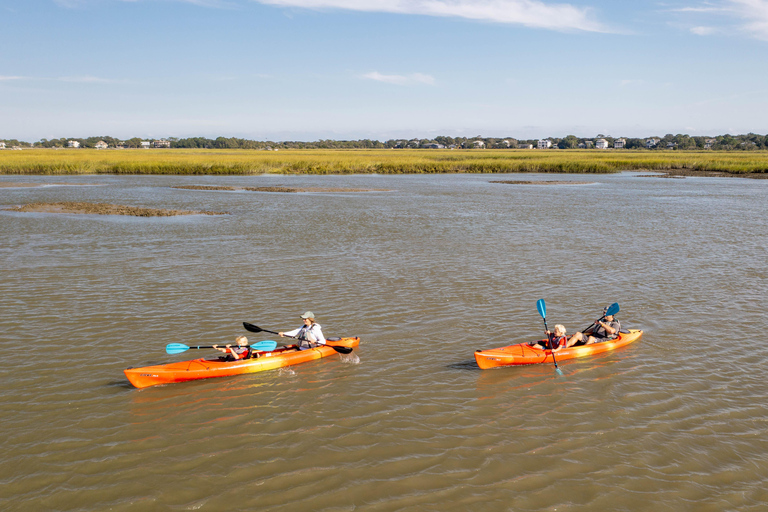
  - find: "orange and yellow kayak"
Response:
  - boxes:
[124,337,360,389]
[474,329,642,370]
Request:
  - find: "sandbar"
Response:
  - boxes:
[6,202,227,216]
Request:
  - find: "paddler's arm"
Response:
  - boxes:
[596,320,616,335]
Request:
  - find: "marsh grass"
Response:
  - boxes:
[1,149,767,175]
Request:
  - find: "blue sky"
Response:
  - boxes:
[1,0,767,141]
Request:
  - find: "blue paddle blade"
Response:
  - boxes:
[537,299,546,319]
[252,340,277,352]
[166,343,191,355]
[605,302,620,317]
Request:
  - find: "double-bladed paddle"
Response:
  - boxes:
[536,299,563,375]
[165,340,278,355]
[581,302,620,334]
[243,322,354,354]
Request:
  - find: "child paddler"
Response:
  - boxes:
[212,335,250,360]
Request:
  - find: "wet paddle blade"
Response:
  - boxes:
[537,299,546,319]
[166,343,191,355]
[252,340,277,351]
[243,322,264,333]
[605,302,620,317]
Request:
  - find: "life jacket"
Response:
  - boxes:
[544,335,567,350]
[296,324,321,348]
[231,346,250,360]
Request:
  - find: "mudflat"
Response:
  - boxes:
[7,201,227,216]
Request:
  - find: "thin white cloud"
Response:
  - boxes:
[55,0,235,7]
[672,1,768,40]
[690,25,717,34]
[729,0,768,40]
[362,71,436,85]
[667,5,729,13]
[254,0,610,32]
[0,75,119,84]
[57,76,118,83]
[52,0,609,32]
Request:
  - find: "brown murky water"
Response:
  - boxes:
[1,173,767,511]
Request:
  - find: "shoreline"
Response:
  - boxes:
[2,149,768,176]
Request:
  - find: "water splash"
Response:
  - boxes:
[339,353,360,364]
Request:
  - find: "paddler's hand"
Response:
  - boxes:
[278,332,285,337]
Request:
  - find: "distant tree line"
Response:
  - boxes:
[4,133,768,150]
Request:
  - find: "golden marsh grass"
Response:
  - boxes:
[1,148,767,175]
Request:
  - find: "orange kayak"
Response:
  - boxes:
[474,329,642,370]
[124,337,360,389]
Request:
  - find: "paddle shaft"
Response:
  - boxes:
[542,317,560,369]
[242,322,353,354]
[581,303,620,333]
[536,299,560,370]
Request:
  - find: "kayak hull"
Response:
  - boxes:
[474,329,643,370]
[124,337,360,389]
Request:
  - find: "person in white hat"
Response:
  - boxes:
[279,311,326,350]
[565,305,620,347]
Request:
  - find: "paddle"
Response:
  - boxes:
[165,340,277,355]
[243,322,354,354]
[536,299,562,375]
[581,302,620,334]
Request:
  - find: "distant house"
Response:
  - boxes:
[0,142,5,149]
[67,140,80,148]
[704,138,717,149]
[537,139,552,149]
[518,143,533,149]
[614,138,626,149]
[500,139,513,148]
[423,143,445,149]
[595,139,609,149]
[578,140,594,149]
[154,139,171,148]
[95,140,108,149]
[140,141,151,149]
[666,142,678,149]
[645,138,660,149]
[472,140,485,148]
